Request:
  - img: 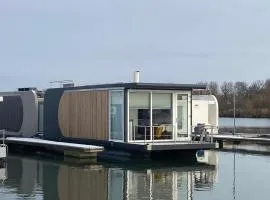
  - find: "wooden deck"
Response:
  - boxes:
[6,137,104,158]
[131,141,217,151]
[5,137,218,161]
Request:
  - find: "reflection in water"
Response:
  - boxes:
[0,153,219,200]
[224,143,270,154]
[195,150,218,191]
[1,156,43,199]
[0,161,7,184]
[57,165,108,200]
[193,169,217,191]
[123,169,198,200]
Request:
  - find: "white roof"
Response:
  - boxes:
[0,96,3,102]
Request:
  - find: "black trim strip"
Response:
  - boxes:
[46,82,206,93]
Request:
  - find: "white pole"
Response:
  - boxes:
[0,97,4,144]
[233,151,236,200]
[233,90,236,135]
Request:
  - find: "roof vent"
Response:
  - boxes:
[133,71,140,83]
[18,87,37,92]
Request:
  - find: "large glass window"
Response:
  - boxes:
[129,92,150,140]
[152,93,173,140]
[110,91,124,140]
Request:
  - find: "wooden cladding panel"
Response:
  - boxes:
[58,90,109,140]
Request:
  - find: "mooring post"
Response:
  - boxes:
[218,140,223,149]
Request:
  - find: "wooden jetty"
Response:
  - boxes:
[210,134,270,148]
[5,137,104,159]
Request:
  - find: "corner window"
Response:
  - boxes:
[110,91,124,140]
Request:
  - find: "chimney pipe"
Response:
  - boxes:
[133,71,140,83]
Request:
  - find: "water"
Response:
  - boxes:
[219,117,270,128]
[1,151,270,200]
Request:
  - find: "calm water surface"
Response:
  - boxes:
[219,117,270,128]
[1,150,270,200]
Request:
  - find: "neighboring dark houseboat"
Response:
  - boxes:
[0,88,44,137]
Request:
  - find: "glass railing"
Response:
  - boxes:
[130,124,174,143]
[129,124,217,144]
[192,124,218,143]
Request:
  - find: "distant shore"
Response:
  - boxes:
[220,115,270,119]
[194,79,270,120]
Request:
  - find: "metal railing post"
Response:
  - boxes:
[152,126,154,144]
[173,125,175,143]
[133,126,135,142]
[2,129,4,144]
[144,127,146,144]
[211,126,213,143]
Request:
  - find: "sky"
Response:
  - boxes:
[0,0,270,91]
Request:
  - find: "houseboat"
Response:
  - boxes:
[43,74,217,156]
[192,95,219,134]
[0,88,44,137]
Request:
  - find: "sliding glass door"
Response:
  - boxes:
[128,91,190,142]
[129,91,173,141]
[129,92,150,141]
[176,94,190,140]
[152,93,173,140]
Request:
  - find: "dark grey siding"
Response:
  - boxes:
[0,96,23,132]
[43,88,65,140]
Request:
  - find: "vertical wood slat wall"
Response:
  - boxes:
[58,90,109,140]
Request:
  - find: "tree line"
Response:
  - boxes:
[194,79,270,118]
